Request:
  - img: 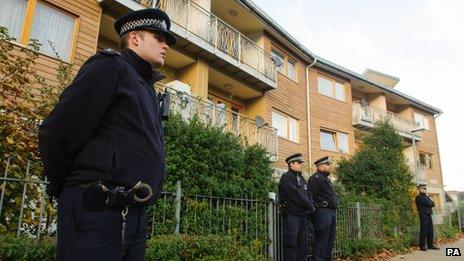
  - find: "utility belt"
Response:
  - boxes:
[80,181,154,212]
[314,200,333,210]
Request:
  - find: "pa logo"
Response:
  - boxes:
[445,248,461,256]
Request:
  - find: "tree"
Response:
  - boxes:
[0,26,73,234]
[336,120,416,234]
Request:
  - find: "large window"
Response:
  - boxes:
[317,75,345,101]
[272,111,299,142]
[271,48,297,81]
[414,112,430,130]
[0,0,77,61]
[0,0,28,40]
[320,130,349,153]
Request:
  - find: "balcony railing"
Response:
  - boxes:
[156,83,278,160]
[156,0,277,83]
[407,162,427,184]
[352,101,422,140]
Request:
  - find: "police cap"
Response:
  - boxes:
[114,8,176,45]
[285,153,304,164]
[313,156,331,166]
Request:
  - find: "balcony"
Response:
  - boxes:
[156,0,277,91]
[352,102,422,141]
[156,83,278,161]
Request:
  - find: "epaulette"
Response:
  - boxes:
[100,48,120,56]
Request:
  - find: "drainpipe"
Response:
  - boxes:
[306,57,318,172]
[433,112,446,216]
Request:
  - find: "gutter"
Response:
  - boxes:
[238,0,316,62]
[306,57,318,168]
[315,57,443,116]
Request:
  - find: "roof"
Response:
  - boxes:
[238,0,442,116]
[316,57,443,116]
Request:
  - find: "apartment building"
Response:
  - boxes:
[1,0,445,219]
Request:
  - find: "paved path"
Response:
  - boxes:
[390,238,464,260]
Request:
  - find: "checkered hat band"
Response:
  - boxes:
[120,18,167,35]
[288,156,303,162]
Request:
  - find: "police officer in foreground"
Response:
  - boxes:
[279,153,315,261]
[39,8,175,260]
[307,156,338,261]
[415,184,439,251]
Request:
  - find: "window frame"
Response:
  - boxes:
[271,47,298,82]
[9,0,79,62]
[272,110,299,143]
[419,152,434,169]
[414,112,430,130]
[320,129,350,153]
[317,74,346,102]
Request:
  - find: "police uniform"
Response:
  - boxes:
[415,184,438,251]
[38,9,176,260]
[307,156,338,261]
[278,153,315,261]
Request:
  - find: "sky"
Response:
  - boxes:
[253,0,464,191]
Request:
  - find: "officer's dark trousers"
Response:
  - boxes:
[419,214,434,248]
[312,208,336,261]
[283,213,309,261]
[57,186,147,261]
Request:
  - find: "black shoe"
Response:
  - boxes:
[428,246,439,250]
[419,247,427,251]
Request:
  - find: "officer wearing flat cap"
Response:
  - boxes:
[278,153,315,260]
[39,8,175,260]
[307,156,339,261]
[415,184,439,251]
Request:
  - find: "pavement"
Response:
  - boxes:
[390,238,464,260]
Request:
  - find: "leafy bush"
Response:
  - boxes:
[341,238,387,258]
[164,113,274,199]
[0,234,56,260]
[436,224,459,239]
[0,234,262,260]
[146,234,263,260]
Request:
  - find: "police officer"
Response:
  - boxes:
[415,184,439,251]
[307,156,338,261]
[39,9,176,260]
[279,153,315,261]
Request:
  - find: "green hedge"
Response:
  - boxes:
[0,234,262,260]
[164,113,274,199]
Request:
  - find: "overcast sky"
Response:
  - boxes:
[253,0,464,191]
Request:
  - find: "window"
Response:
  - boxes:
[0,0,77,61]
[320,130,349,153]
[414,113,430,130]
[272,111,299,142]
[419,152,433,169]
[271,48,297,81]
[271,50,284,74]
[317,75,345,101]
[0,0,27,40]
[287,59,296,80]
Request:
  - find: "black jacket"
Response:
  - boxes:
[415,193,435,216]
[278,170,315,216]
[39,49,166,203]
[307,171,339,210]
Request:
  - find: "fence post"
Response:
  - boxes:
[0,157,11,221]
[457,201,462,233]
[174,180,182,235]
[355,202,361,239]
[36,176,47,238]
[268,192,276,260]
[17,160,31,237]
